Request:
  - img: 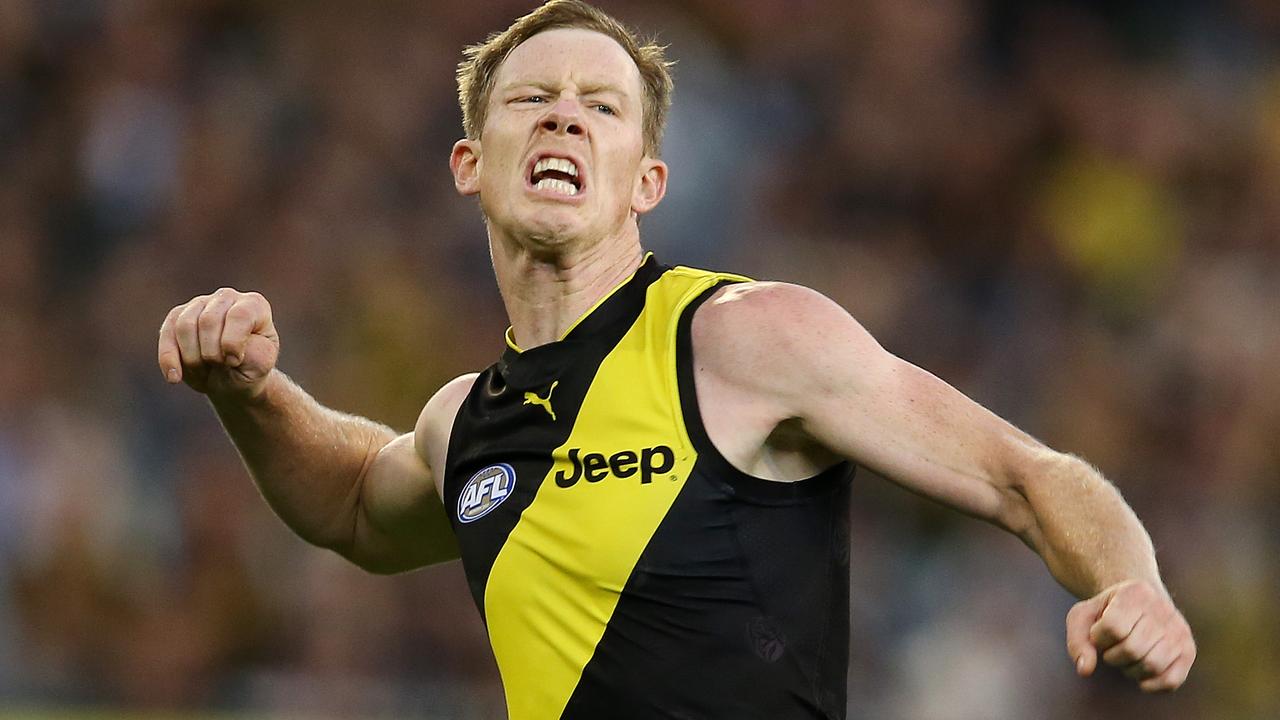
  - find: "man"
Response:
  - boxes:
[157,1,1195,717]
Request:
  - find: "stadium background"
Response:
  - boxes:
[1,0,1278,718]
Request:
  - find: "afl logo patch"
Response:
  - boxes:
[458,464,516,523]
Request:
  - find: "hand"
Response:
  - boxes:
[1066,579,1196,692]
[158,288,280,399]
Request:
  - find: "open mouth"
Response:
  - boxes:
[529,156,583,197]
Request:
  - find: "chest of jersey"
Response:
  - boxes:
[447,355,696,611]
[439,259,852,720]
[441,260,723,718]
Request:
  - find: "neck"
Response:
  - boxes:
[490,223,645,350]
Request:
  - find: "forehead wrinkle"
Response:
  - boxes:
[499,67,635,92]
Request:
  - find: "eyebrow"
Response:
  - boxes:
[500,80,629,98]
[578,83,627,97]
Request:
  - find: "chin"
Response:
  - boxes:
[514,209,590,248]
[525,228,586,254]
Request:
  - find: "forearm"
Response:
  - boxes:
[209,369,396,552]
[1018,452,1164,600]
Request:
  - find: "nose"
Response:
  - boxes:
[539,97,584,137]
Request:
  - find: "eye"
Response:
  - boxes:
[593,104,616,116]
[519,95,547,104]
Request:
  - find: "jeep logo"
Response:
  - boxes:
[554,445,676,488]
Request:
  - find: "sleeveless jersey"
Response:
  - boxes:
[443,255,854,719]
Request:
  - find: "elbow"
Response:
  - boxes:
[314,522,403,576]
[994,446,1088,551]
[998,447,1107,552]
[302,501,362,562]
[272,511,356,562]
[321,535,414,575]
[324,503,435,576]
[344,550,412,576]
[314,443,383,568]
[308,528,366,568]
[992,484,1044,552]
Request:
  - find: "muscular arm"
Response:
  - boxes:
[209,371,461,573]
[696,282,1194,690]
[798,329,1159,598]
[159,288,462,575]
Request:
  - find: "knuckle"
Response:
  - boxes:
[226,303,256,322]
[1141,652,1169,675]
[1116,581,1149,605]
[1066,604,1086,623]
[1129,586,1151,604]
[1147,675,1169,692]
[1091,623,1117,645]
[1104,646,1135,665]
[197,308,222,330]
[180,298,206,317]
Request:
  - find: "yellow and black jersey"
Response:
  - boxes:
[443,254,854,720]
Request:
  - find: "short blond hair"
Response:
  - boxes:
[456,0,674,156]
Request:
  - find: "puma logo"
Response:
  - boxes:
[523,380,558,421]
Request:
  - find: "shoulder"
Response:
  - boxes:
[689,280,897,420]
[691,281,883,388]
[693,281,850,334]
[415,372,480,437]
[413,372,480,464]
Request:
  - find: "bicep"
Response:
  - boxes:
[801,345,1042,529]
[350,433,459,573]
[346,373,477,572]
[704,282,1045,533]
[737,287,1045,532]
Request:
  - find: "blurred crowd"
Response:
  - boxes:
[1,0,1277,718]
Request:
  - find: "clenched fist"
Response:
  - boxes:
[158,288,279,399]
[1066,580,1196,692]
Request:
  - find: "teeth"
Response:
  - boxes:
[533,156,579,177]
[535,177,578,196]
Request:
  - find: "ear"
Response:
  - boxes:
[450,138,481,196]
[631,157,667,215]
